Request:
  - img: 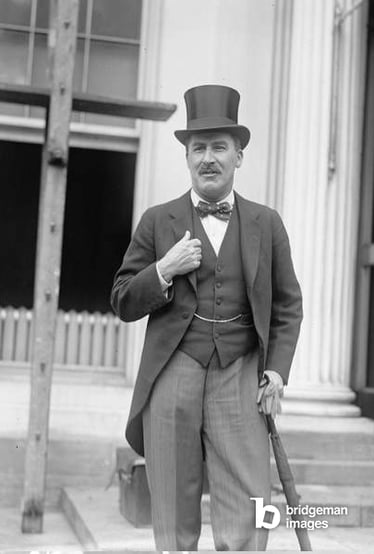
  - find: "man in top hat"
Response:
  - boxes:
[111,85,302,551]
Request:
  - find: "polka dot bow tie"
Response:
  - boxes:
[195,200,232,221]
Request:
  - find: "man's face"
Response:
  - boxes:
[186,132,243,202]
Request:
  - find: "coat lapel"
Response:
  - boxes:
[235,191,262,296]
[168,190,197,294]
[166,190,262,297]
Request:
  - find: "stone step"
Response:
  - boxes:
[116,446,374,488]
[277,431,374,461]
[275,415,374,461]
[61,488,97,549]
[0,373,133,439]
[271,458,374,486]
[201,485,374,527]
[61,487,374,551]
[63,482,374,540]
[62,487,156,550]
[113,450,374,528]
[0,435,119,507]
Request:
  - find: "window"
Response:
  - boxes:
[0,139,135,313]
[0,0,142,127]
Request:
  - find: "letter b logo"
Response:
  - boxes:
[250,497,281,529]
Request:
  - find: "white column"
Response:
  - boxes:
[278,0,368,415]
[266,0,293,209]
[123,0,164,384]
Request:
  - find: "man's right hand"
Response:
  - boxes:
[157,230,202,282]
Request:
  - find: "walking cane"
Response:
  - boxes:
[266,414,313,551]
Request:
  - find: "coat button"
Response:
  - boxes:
[216,282,222,288]
[182,312,189,319]
[214,332,220,339]
[216,264,222,272]
[216,298,222,305]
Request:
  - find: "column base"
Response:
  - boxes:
[282,385,361,417]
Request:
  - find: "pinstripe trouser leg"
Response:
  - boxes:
[203,350,270,550]
[142,348,270,551]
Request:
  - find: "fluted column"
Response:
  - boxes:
[123,0,164,385]
[276,0,368,415]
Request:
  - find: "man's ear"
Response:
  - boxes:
[236,149,243,168]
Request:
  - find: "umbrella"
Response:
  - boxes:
[267,414,313,551]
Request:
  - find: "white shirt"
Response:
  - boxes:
[156,189,234,288]
[190,188,234,255]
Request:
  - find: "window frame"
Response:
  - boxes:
[0,0,146,151]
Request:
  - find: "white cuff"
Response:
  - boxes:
[156,262,173,292]
[264,369,284,390]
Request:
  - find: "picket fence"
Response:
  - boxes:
[0,306,127,371]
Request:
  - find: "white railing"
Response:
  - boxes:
[0,306,127,371]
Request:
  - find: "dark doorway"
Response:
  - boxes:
[60,147,135,312]
[354,0,374,417]
[0,140,135,313]
[363,0,374,399]
[366,1,374,387]
[0,140,40,308]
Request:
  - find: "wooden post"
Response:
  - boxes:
[21,0,79,533]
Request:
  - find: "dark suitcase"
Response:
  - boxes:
[116,448,152,527]
[116,447,210,528]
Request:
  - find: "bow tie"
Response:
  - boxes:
[195,200,232,221]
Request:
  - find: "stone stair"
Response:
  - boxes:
[270,416,374,490]
[106,414,374,528]
[0,372,132,507]
[1,370,374,534]
[60,486,374,551]
[0,433,118,508]
[271,458,374,486]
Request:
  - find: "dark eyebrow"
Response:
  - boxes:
[190,139,229,147]
[190,140,206,147]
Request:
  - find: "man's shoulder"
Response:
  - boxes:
[142,191,190,218]
[235,191,277,219]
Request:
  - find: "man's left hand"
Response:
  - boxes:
[257,370,284,419]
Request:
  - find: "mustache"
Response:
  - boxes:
[198,163,220,174]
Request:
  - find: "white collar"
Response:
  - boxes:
[190,188,235,207]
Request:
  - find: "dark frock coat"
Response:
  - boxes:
[111,190,303,456]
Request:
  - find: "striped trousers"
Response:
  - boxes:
[142,348,270,551]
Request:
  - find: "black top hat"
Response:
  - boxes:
[174,84,250,149]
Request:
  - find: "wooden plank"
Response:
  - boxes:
[2,307,16,361]
[104,314,116,367]
[54,311,66,364]
[25,310,33,361]
[15,308,29,362]
[92,313,104,367]
[0,85,48,108]
[0,82,176,121]
[73,93,176,121]
[21,0,79,533]
[79,312,91,365]
[65,311,79,365]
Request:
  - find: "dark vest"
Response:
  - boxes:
[178,203,257,368]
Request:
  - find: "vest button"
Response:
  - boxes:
[182,312,189,319]
[214,332,220,339]
[216,264,222,272]
[216,282,222,288]
[216,298,222,305]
